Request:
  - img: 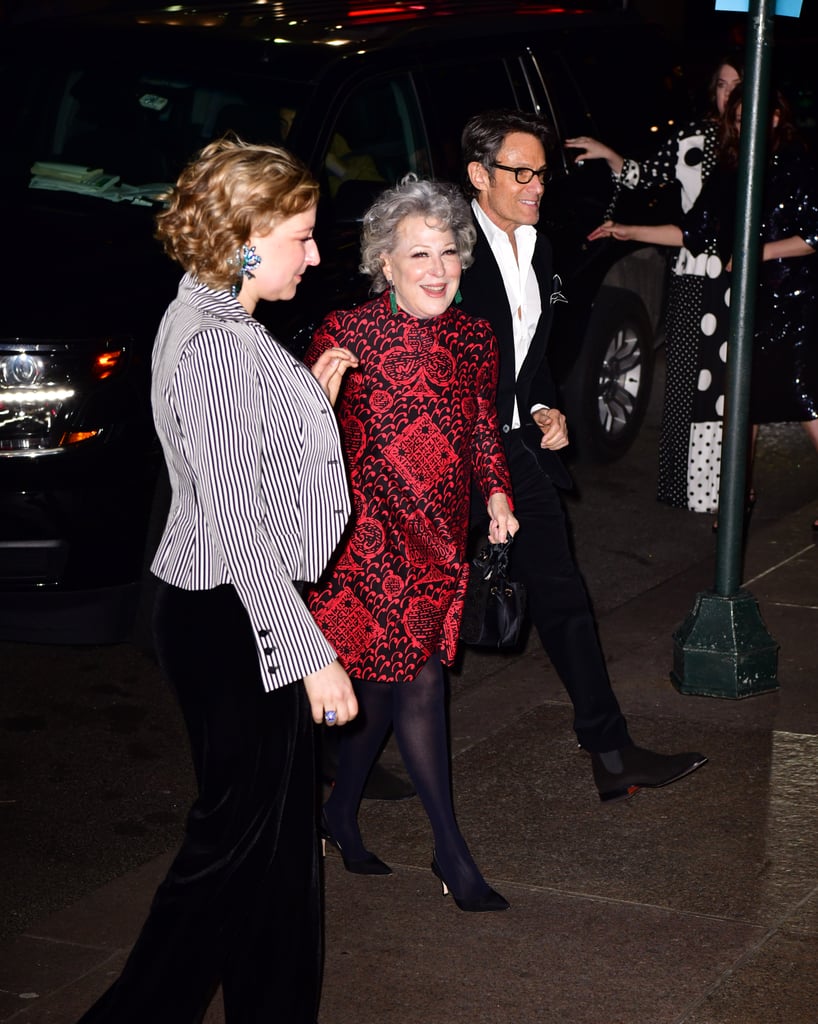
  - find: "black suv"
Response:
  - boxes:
[0,1,688,643]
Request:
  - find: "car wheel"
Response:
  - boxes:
[563,286,655,463]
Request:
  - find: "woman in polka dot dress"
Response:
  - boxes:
[567,56,742,512]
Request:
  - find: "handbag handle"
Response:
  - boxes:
[473,537,513,582]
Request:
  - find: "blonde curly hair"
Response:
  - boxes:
[155,136,319,290]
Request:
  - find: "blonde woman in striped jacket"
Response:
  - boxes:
[76,138,359,1024]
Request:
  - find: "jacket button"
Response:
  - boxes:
[502,424,510,434]
[258,629,270,638]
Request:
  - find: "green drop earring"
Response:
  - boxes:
[388,280,398,315]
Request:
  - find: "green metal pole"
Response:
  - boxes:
[715,0,775,595]
[670,0,779,698]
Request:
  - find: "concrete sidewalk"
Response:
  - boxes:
[2,506,817,1024]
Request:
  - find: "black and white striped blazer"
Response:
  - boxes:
[150,274,351,689]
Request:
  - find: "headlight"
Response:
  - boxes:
[1,352,46,386]
[0,341,126,454]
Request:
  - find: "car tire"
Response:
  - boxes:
[563,286,655,463]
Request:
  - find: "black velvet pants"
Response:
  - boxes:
[77,582,321,1024]
[502,434,631,753]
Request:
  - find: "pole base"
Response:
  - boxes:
[671,588,779,699]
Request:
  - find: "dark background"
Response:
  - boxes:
[3,0,815,117]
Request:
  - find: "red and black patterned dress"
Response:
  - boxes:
[305,292,512,683]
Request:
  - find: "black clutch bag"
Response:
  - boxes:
[460,536,526,650]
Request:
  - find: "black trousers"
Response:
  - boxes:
[500,434,631,753]
[77,582,321,1024]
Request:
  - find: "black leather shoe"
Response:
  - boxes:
[591,745,708,803]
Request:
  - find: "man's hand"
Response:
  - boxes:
[532,407,569,450]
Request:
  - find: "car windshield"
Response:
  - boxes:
[15,61,302,206]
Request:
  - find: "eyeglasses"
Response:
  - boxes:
[491,162,551,185]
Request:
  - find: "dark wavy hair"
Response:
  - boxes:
[461,109,554,199]
[707,53,744,118]
[720,84,798,169]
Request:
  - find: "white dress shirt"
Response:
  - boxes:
[472,199,542,428]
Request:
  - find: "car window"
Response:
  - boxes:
[416,57,520,182]
[543,31,687,161]
[322,74,430,218]
[19,60,308,204]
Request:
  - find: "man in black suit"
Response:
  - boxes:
[459,108,707,802]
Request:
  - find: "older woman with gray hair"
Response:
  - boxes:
[305,177,517,912]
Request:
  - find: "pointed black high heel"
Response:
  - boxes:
[320,810,392,875]
[431,855,509,912]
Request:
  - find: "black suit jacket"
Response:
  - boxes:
[459,218,572,490]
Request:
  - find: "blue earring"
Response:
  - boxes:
[229,244,262,297]
[240,244,262,277]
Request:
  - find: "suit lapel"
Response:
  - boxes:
[461,222,518,421]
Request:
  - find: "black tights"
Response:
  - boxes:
[323,654,489,900]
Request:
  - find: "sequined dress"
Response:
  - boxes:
[304,293,511,683]
[619,118,728,512]
[749,143,818,423]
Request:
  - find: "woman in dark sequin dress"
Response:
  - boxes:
[722,86,818,523]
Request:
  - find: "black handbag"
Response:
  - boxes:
[460,536,526,650]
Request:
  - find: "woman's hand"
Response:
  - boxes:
[486,492,520,544]
[532,407,569,450]
[303,659,358,725]
[587,220,683,249]
[564,136,624,175]
[310,347,359,405]
[587,220,635,242]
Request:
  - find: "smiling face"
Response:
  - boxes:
[468,131,546,238]
[380,214,462,319]
[236,206,320,313]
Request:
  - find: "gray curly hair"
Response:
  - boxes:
[359,177,476,294]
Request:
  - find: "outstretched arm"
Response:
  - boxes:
[587,220,684,248]
[564,136,625,176]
